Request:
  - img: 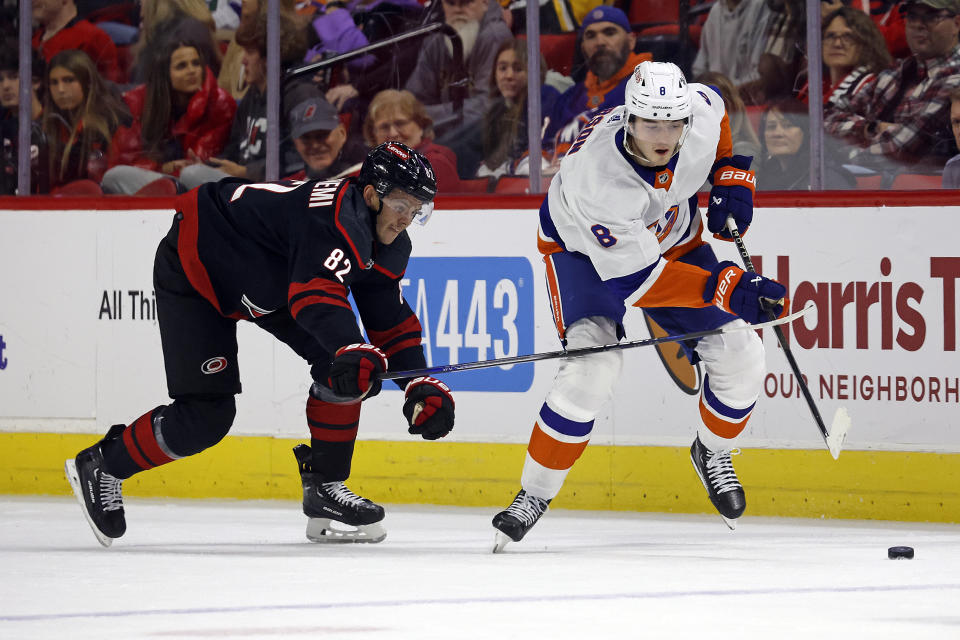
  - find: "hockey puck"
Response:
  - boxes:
[888,546,914,559]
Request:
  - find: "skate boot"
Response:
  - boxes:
[491,489,551,553]
[690,435,745,530]
[293,444,386,543]
[64,424,127,547]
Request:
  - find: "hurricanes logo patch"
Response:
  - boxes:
[201,357,228,375]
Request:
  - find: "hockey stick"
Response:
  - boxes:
[725,216,850,459]
[379,304,812,381]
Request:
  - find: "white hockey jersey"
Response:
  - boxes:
[539,83,729,307]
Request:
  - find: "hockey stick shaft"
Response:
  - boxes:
[379,305,811,381]
[725,217,833,449]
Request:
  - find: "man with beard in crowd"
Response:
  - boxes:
[544,5,652,156]
[404,0,512,139]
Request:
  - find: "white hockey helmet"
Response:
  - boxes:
[623,61,693,154]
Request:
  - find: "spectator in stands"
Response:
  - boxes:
[0,41,44,124]
[32,0,122,83]
[132,3,222,84]
[824,0,960,172]
[0,41,48,195]
[822,0,910,59]
[404,0,512,138]
[42,49,131,192]
[743,0,806,104]
[314,0,424,117]
[693,0,775,92]
[941,86,960,186]
[218,0,304,101]
[475,39,560,179]
[363,89,460,192]
[102,30,236,194]
[798,6,892,112]
[757,98,855,189]
[284,95,367,180]
[543,5,651,152]
[695,71,762,160]
[178,7,307,189]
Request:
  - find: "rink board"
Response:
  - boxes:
[1,203,959,522]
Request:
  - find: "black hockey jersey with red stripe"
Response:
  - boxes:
[174,177,426,373]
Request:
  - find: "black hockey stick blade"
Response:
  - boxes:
[725,216,850,459]
[379,304,812,381]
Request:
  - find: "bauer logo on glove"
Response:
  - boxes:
[707,155,755,241]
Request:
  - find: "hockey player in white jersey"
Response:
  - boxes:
[492,61,787,550]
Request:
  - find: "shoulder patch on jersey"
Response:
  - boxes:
[696,90,711,106]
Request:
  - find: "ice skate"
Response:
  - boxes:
[293,444,386,543]
[690,435,745,529]
[491,489,551,552]
[64,425,127,547]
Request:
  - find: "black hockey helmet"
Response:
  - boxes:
[357,142,437,222]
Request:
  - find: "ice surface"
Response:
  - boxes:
[2,497,959,639]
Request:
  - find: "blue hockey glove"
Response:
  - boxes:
[403,377,455,440]
[707,155,756,240]
[704,261,787,325]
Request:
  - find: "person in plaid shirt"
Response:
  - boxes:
[824,0,960,171]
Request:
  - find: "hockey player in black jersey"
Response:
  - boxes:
[65,142,456,546]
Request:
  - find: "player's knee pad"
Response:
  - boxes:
[546,316,622,422]
[696,322,765,404]
[160,395,237,456]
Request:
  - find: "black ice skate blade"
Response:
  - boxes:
[305,518,386,544]
[64,459,115,548]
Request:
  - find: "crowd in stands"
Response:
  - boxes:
[3,0,960,195]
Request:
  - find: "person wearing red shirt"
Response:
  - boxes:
[32,0,122,84]
[103,32,236,194]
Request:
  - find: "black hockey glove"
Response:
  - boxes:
[707,155,756,240]
[403,377,455,440]
[327,343,388,401]
[704,261,787,325]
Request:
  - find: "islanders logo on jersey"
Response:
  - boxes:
[648,205,679,242]
[696,90,711,106]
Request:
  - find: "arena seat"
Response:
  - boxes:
[51,179,104,196]
[855,174,883,190]
[494,175,552,194]
[890,173,943,190]
[454,178,493,194]
[134,178,179,197]
[515,34,578,76]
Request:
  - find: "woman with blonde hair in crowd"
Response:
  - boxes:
[363,89,460,192]
[694,71,762,160]
[103,29,236,194]
[41,49,130,193]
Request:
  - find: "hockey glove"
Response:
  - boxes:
[403,377,455,440]
[707,155,756,240]
[704,261,786,325]
[327,343,388,401]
